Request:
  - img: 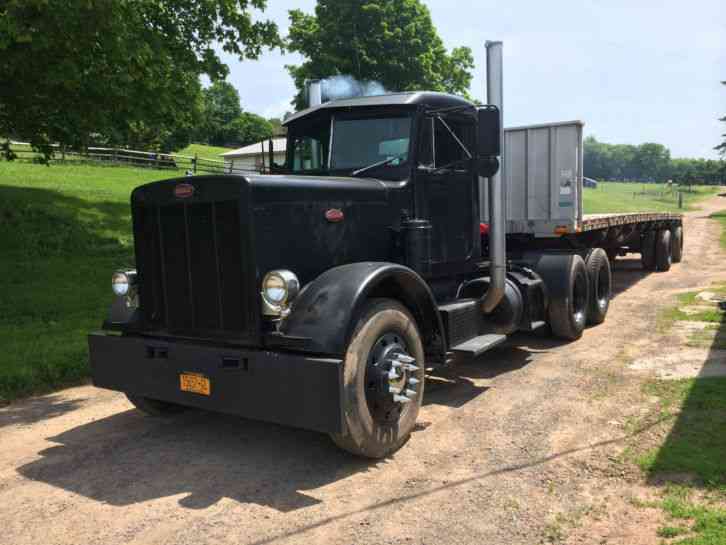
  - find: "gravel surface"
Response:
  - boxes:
[2,194,725,545]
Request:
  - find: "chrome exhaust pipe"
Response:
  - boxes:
[480,40,506,313]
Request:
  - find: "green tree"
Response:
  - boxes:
[201,81,244,145]
[0,0,280,156]
[633,142,671,181]
[286,0,474,108]
[226,113,274,147]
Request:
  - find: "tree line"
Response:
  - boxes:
[584,136,725,185]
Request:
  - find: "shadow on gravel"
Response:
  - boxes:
[610,257,651,298]
[18,408,373,511]
[0,394,85,429]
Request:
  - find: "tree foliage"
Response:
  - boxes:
[0,0,280,155]
[585,136,725,184]
[197,81,273,147]
[286,0,474,109]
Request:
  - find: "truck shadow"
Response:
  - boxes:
[17,408,373,511]
[0,395,86,429]
[610,257,651,297]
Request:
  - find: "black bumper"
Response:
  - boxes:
[88,332,344,434]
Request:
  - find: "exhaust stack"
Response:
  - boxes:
[307,80,322,107]
[480,40,506,314]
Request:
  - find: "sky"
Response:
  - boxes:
[218,0,726,159]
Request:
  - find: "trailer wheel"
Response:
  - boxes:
[585,248,611,325]
[548,255,589,341]
[671,225,684,263]
[126,394,185,416]
[655,229,672,272]
[330,298,425,459]
[641,231,657,271]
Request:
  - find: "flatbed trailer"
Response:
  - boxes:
[88,41,684,459]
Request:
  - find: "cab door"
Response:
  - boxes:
[416,113,478,266]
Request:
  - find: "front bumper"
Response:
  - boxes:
[88,332,344,434]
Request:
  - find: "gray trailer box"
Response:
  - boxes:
[481,120,584,237]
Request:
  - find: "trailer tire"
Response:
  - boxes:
[330,298,425,459]
[547,255,589,341]
[655,229,672,272]
[641,231,657,271]
[585,248,611,325]
[126,394,185,416]
[671,225,684,263]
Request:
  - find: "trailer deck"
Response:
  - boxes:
[580,212,683,232]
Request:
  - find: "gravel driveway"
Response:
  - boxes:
[2,195,724,545]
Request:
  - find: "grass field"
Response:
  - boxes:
[176,143,234,162]
[0,162,175,403]
[0,163,721,403]
[583,182,718,214]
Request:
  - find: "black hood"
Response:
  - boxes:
[246,174,401,284]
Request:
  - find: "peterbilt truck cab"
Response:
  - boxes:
[89,90,523,458]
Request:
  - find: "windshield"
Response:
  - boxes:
[330,116,411,170]
[289,114,411,175]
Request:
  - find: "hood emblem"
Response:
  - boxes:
[325,208,344,223]
[174,183,195,198]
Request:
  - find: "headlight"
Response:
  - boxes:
[261,270,299,315]
[112,270,137,297]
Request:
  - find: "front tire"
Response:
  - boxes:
[330,298,425,459]
[126,394,185,416]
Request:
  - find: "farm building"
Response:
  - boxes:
[220,138,286,173]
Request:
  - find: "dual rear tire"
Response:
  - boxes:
[642,225,682,271]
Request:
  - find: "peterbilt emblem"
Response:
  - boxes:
[325,208,344,222]
[174,183,195,198]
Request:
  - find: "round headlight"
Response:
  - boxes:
[261,270,300,307]
[112,272,130,296]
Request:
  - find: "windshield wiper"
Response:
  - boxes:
[350,153,407,177]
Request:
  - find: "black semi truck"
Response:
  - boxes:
[89,42,683,458]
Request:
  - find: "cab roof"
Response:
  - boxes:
[283,91,474,125]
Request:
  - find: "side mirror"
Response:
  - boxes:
[477,105,501,157]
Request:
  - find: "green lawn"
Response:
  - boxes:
[583,182,718,214]
[0,162,176,403]
[176,143,233,162]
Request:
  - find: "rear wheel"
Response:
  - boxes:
[330,298,425,459]
[126,394,185,416]
[548,255,589,341]
[655,229,672,272]
[585,248,611,325]
[671,225,684,263]
[641,231,657,271]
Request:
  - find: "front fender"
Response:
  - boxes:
[278,262,445,359]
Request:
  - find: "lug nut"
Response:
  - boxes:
[389,386,402,394]
[403,364,419,372]
[393,394,411,403]
[396,354,416,364]
[405,389,417,397]
[388,369,400,380]
[408,378,420,386]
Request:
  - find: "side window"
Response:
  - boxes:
[418,117,435,168]
[292,136,327,171]
[433,116,475,168]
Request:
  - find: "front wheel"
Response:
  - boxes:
[330,298,425,458]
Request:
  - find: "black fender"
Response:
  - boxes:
[278,262,445,359]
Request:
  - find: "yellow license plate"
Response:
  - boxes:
[179,373,211,396]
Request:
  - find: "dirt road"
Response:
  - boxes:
[2,195,725,545]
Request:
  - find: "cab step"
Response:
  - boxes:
[450,333,507,357]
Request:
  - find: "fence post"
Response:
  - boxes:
[678,191,683,209]
[193,153,198,173]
